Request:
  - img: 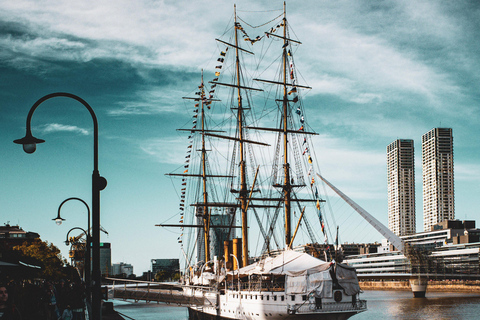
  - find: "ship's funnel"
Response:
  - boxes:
[232,238,243,270]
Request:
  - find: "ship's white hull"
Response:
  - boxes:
[184,288,366,320]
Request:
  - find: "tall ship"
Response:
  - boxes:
[163,3,367,319]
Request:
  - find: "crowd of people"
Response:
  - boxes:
[0,279,87,320]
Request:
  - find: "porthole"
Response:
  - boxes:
[334,290,343,302]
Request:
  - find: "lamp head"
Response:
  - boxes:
[14,133,45,154]
[52,214,66,226]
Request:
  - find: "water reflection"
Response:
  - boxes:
[112,300,188,320]
[353,291,480,320]
[110,291,480,320]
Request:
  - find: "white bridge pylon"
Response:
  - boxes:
[317,174,404,253]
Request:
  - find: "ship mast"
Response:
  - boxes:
[249,2,318,250]
[281,2,292,247]
[163,72,231,266]
[204,5,267,267]
[235,5,249,268]
[200,71,211,263]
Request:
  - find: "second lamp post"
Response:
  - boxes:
[53,197,91,303]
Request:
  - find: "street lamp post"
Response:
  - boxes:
[14,92,107,320]
[53,198,91,304]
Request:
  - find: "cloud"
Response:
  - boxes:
[0,0,231,70]
[40,123,89,135]
[107,87,191,116]
[0,0,475,124]
[299,21,462,109]
[139,137,187,165]
[311,134,386,200]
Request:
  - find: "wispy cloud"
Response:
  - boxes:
[0,0,232,70]
[299,21,462,110]
[40,123,89,135]
[311,134,386,200]
[107,87,192,116]
[139,137,187,165]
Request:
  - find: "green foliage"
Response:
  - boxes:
[13,239,68,281]
[155,270,167,281]
[155,270,181,282]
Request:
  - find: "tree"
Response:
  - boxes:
[13,239,68,281]
[155,271,167,282]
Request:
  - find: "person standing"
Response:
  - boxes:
[67,283,85,320]
[0,284,21,320]
[61,305,73,320]
[44,282,60,320]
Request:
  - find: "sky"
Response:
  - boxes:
[1,0,479,274]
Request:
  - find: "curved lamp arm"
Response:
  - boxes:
[53,197,91,235]
[65,227,88,245]
[14,93,98,164]
[13,92,106,189]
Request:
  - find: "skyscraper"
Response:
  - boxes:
[387,139,416,236]
[422,128,454,231]
[99,242,112,277]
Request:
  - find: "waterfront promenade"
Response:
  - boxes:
[360,280,480,292]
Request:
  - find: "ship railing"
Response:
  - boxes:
[226,280,285,292]
[294,300,367,314]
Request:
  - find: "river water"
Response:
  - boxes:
[111,290,480,320]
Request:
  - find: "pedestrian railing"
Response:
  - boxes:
[105,277,206,306]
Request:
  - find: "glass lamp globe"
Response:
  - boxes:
[23,143,37,154]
